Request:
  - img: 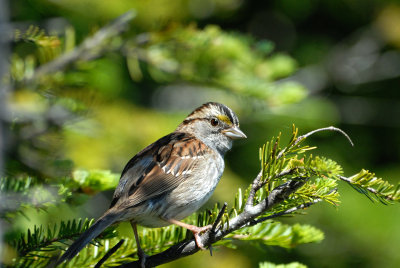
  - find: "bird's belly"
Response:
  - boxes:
[133,156,224,227]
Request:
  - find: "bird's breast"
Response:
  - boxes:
[161,153,224,220]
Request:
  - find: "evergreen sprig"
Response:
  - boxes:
[0,169,120,220]
[0,177,37,193]
[0,177,62,219]
[225,220,324,249]
[9,218,117,267]
[14,25,62,66]
[339,170,400,204]
[13,218,116,257]
[246,125,346,215]
[14,25,60,47]
[124,25,306,104]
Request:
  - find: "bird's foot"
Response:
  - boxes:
[189,224,212,250]
[165,218,213,250]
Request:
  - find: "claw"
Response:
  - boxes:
[188,225,212,250]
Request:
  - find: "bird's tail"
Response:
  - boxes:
[56,211,120,265]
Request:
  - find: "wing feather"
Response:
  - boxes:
[110,132,210,209]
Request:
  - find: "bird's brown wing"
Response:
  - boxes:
[109,132,211,208]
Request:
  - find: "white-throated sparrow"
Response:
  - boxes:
[57,102,246,266]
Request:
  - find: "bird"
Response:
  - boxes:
[56,102,246,267]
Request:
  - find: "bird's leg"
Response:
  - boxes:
[165,218,212,250]
[130,221,148,268]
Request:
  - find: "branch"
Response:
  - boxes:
[116,177,308,267]
[210,202,227,234]
[246,199,322,227]
[95,239,124,268]
[246,169,294,208]
[277,126,354,160]
[294,126,354,147]
[27,11,135,82]
[246,171,262,208]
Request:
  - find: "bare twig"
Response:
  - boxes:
[208,202,227,257]
[295,126,354,147]
[211,202,227,233]
[95,239,124,268]
[277,126,353,160]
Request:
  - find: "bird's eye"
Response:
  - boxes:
[210,118,219,127]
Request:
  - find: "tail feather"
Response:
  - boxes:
[56,212,119,265]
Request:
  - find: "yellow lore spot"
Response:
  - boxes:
[217,115,232,125]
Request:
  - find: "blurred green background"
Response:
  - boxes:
[2,0,400,267]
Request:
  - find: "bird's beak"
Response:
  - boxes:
[222,126,247,139]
